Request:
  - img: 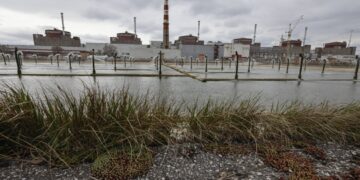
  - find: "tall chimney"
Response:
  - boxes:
[163,0,169,49]
[134,17,137,38]
[197,20,200,41]
[253,24,257,45]
[61,12,65,36]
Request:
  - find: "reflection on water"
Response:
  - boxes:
[0,76,359,106]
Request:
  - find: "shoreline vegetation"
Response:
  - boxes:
[0,84,359,179]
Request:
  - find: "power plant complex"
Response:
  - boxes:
[0,0,357,63]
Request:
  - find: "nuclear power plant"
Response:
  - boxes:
[33,13,81,47]
[0,0,357,63]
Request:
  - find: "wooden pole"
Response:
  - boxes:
[159,51,162,76]
[298,54,304,80]
[321,59,326,74]
[69,54,72,70]
[354,55,359,80]
[15,47,21,76]
[205,56,208,73]
[235,52,239,79]
[92,49,96,75]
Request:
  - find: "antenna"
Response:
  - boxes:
[61,12,65,35]
[348,30,353,47]
[253,24,257,44]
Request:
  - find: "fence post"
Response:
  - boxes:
[286,57,290,74]
[35,55,38,64]
[69,54,72,70]
[159,51,162,77]
[278,57,281,71]
[220,57,223,71]
[92,49,96,75]
[124,56,127,68]
[354,55,359,80]
[298,54,304,80]
[156,56,158,70]
[235,52,239,79]
[247,56,251,73]
[1,54,6,65]
[57,55,59,67]
[272,59,275,69]
[321,59,326,74]
[205,56,208,73]
[304,58,307,71]
[114,53,117,71]
[15,47,21,76]
[51,55,53,65]
[190,57,193,70]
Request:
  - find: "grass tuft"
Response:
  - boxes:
[0,83,359,169]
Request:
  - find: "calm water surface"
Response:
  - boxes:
[0,76,359,106]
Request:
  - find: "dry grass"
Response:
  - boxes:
[0,84,359,170]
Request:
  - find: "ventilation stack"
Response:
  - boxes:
[134,17,137,38]
[163,0,169,49]
[198,20,200,41]
[253,24,257,44]
[61,12,65,36]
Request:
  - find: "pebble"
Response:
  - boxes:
[0,143,358,179]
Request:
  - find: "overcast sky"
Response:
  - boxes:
[0,0,359,52]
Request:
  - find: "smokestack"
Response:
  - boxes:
[303,27,308,46]
[163,0,169,49]
[253,24,257,45]
[61,12,65,36]
[134,17,137,38]
[197,20,200,41]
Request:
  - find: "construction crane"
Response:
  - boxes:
[285,15,304,73]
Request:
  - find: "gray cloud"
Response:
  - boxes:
[0,0,359,54]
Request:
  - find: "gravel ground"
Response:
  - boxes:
[0,162,91,180]
[138,144,284,180]
[0,143,359,180]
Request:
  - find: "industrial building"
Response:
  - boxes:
[314,41,356,63]
[281,40,302,48]
[86,43,181,60]
[233,38,252,45]
[6,45,87,58]
[249,38,312,63]
[33,13,81,47]
[110,31,142,45]
[174,34,204,47]
[33,28,81,47]
[315,42,356,56]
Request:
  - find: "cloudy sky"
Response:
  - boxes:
[0,0,359,52]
